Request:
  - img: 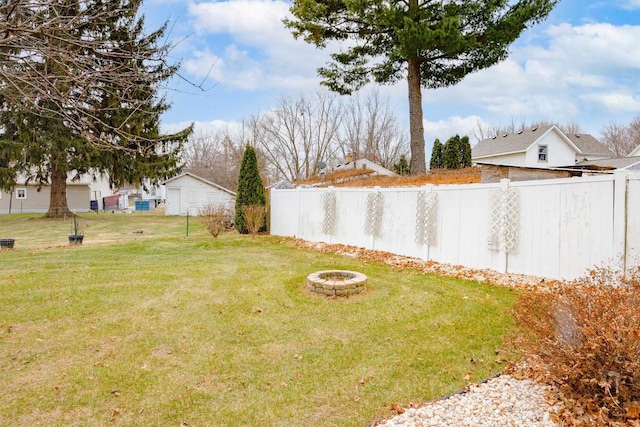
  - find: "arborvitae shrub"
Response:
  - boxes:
[442,135,462,169]
[429,139,443,169]
[235,145,266,234]
[394,155,411,175]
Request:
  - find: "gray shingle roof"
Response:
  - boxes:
[566,133,614,157]
[472,125,613,159]
[472,125,557,158]
[575,156,640,170]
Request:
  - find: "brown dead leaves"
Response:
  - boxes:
[281,237,568,291]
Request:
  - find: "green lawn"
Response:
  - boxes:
[0,212,517,426]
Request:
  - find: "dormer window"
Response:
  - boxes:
[538,144,548,162]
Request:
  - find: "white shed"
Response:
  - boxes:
[163,173,236,216]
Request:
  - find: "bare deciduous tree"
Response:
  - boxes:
[338,90,408,169]
[600,116,640,157]
[183,128,244,191]
[249,91,343,181]
[0,0,183,149]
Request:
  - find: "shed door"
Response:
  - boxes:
[166,188,180,215]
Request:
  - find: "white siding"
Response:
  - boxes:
[524,131,576,168]
[164,175,235,216]
[475,152,526,167]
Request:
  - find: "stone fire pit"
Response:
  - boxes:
[306,270,367,296]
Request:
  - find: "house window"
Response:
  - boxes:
[538,144,548,162]
[16,188,27,199]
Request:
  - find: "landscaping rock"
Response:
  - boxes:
[374,375,558,426]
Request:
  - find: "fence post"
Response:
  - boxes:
[613,171,628,272]
[296,187,302,240]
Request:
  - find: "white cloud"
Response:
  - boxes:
[621,0,640,10]
[161,119,243,136]
[182,50,224,80]
[580,92,640,112]
[185,0,333,91]
[422,22,640,132]
[423,115,489,146]
[189,0,291,45]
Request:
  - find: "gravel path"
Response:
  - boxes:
[373,375,558,427]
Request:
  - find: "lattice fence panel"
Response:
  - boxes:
[322,191,336,235]
[364,192,383,237]
[415,190,438,246]
[488,187,519,253]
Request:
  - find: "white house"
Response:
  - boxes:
[163,172,236,216]
[472,125,614,168]
[333,158,396,176]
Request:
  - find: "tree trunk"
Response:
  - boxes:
[46,166,71,218]
[407,57,426,174]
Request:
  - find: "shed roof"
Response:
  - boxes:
[163,172,237,196]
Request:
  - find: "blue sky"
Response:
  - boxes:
[141,0,640,148]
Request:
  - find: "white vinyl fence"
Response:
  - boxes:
[270,171,640,280]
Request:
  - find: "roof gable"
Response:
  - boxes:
[473,125,558,158]
[566,133,614,157]
[472,125,609,160]
[163,172,237,196]
[628,145,640,157]
[335,158,396,176]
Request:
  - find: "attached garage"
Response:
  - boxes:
[163,173,236,216]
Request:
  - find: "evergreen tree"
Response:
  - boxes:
[285,0,557,174]
[393,155,410,175]
[442,135,462,169]
[460,136,473,168]
[0,0,191,218]
[235,145,266,234]
[429,139,443,170]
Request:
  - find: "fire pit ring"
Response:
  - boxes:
[306,270,367,296]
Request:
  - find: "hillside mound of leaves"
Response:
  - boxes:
[511,266,640,426]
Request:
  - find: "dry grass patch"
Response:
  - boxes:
[297,167,481,188]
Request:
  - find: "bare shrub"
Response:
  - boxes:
[242,204,265,235]
[511,267,640,425]
[199,204,232,237]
